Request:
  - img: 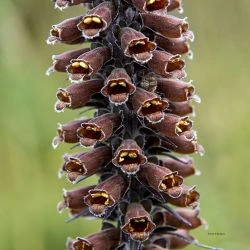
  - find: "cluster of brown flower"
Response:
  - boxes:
[46,0,218,249]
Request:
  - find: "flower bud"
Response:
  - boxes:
[141,13,188,38]
[138,162,183,198]
[67,228,120,250]
[55,79,103,112]
[132,0,170,12]
[167,0,182,12]
[120,27,156,63]
[147,50,185,77]
[132,87,168,123]
[61,146,112,183]
[149,114,192,137]
[77,113,121,147]
[46,48,89,75]
[155,35,190,56]
[167,101,194,116]
[77,2,115,39]
[160,157,196,178]
[53,0,91,10]
[52,118,90,149]
[47,16,83,45]
[112,139,147,174]
[165,185,200,208]
[156,78,197,102]
[84,175,126,216]
[57,185,95,216]
[101,68,136,104]
[163,131,204,155]
[153,207,204,229]
[122,202,156,241]
[67,47,111,83]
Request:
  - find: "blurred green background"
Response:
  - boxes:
[0,0,249,249]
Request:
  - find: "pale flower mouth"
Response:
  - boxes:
[146,0,168,11]
[78,16,104,31]
[78,125,103,140]
[141,98,165,116]
[68,61,91,75]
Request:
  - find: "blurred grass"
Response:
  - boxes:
[0,0,249,249]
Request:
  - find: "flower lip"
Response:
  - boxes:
[84,189,115,216]
[145,0,169,11]
[67,60,92,76]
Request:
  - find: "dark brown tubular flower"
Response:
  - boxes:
[55,79,103,112]
[120,27,156,63]
[148,114,192,137]
[164,185,200,208]
[159,157,197,178]
[141,13,188,39]
[101,68,136,104]
[138,162,183,198]
[47,16,84,45]
[112,139,147,174]
[46,48,90,75]
[155,35,190,56]
[47,0,218,248]
[61,146,112,183]
[67,228,120,250]
[57,185,95,216]
[132,0,170,12]
[77,2,115,39]
[153,207,205,230]
[84,175,126,216]
[132,87,168,123]
[77,113,121,147]
[162,131,205,155]
[156,78,196,102]
[67,47,111,83]
[147,50,185,78]
[52,118,90,149]
[167,100,194,116]
[122,203,156,242]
